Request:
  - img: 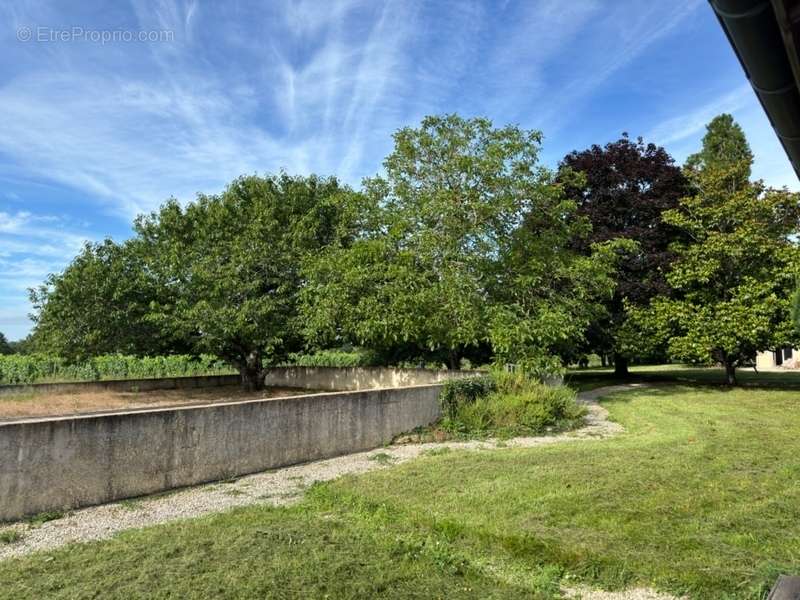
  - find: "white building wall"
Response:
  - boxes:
[756,348,799,370]
[756,351,776,370]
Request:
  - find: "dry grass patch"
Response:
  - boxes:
[0,385,311,420]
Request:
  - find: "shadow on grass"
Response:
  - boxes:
[566,365,800,392]
[599,384,726,401]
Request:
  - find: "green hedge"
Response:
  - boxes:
[0,354,233,385]
[285,349,380,368]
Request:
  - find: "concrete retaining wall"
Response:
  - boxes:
[264,366,480,391]
[0,366,481,397]
[0,374,241,398]
[0,370,468,521]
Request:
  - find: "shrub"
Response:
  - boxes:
[454,385,584,436]
[285,348,380,368]
[441,371,585,437]
[26,511,64,527]
[439,376,496,419]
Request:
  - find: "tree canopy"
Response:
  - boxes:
[685,113,753,179]
[32,174,349,389]
[559,135,690,375]
[302,114,625,374]
[28,112,796,387]
[30,239,183,361]
[622,115,800,384]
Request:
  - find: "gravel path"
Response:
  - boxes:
[564,587,683,600]
[0,383,677,599]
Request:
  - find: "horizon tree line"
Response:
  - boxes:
[10,113,800,387]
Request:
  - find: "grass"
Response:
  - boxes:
[117,499,143,512]
[0,530,22,545]
[368,452,396,465]
[566,363,800,390]
[25,511,64,528]
[331,385,800,598]
[2,385,800,598]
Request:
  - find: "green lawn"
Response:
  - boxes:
[566,363,800,390]
[2,385,800,599]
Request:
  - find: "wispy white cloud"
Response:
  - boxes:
[647,83,753,145]
[0,71,298,218]
[282,0,367,36]
[0,209,93,338]
[0,0,744,339]
[336,0,422,179]
[0,210,33,233]
[645,82,798,189]
[0,0,707,218]
[527,0,702,131]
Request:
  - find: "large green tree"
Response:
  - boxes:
[32,174,348,390]
[303,115,623,373]
[622,115,800,385]
[559,135,690,376]
[133,173,349,389]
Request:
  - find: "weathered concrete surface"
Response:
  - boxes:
[0,374,240,398]
[263,366,479,391]
[0,384,442,522]
[0,366,475,397]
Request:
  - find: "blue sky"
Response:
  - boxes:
[0,0,795,340]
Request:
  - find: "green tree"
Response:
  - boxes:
[30,239,180,361]
[303,115,623,374]
[0,332,12,355]
[488,215,630,375]
[7,335,34,355]
[622,115,800,385]
[685,113,753,178]
[134,173,348,389]
[31,173,349,390]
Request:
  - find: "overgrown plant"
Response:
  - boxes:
[0,529,21,545]
[439,372,585,437]
[439,376,496,420]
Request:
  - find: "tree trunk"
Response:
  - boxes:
[239,350,265,391]
[448,349,460,371]
[613,352,629,378]
[724,359,737,386]
[600,354,607,368]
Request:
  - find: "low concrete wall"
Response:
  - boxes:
[264,366,480,391]
[0,374,240,398]
[0,367,480,397]
[0,383,446,522]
